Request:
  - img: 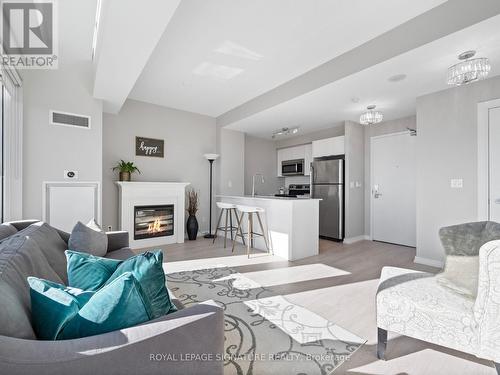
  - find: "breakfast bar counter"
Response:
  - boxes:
[216,195,320,261]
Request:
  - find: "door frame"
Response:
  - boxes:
[369,130,413,241]
[477,98,500,221]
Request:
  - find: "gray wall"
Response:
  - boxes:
[344,121,365,239]
[244,135,279,195]
[102,99,216,232]
[218,128,245,195]
[416,76,500,264]
[23,66,103,221]
[275,122,345,149]
[364,116,416,235]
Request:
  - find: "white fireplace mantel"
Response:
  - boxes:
[115,181,190,249]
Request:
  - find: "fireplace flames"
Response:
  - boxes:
[147,218,162,233]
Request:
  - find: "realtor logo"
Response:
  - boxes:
[1,0,58,69]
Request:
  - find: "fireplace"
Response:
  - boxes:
[134,205,174,240]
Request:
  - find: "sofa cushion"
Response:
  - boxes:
[436,255,479,298]
[0,236,63,339]
[66,250,121,291]
[0,223,17,241]
[28,277,93,340]
[14,222,70,283]
[59,272,153,340]
[69,220,108,257]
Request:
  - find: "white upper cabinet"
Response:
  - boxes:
[277,144,312,177]
[312,136,345,158]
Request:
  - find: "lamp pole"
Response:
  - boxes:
[203,154,219,239]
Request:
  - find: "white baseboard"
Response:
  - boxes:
[414,256,444,268]
[344,235,370,244]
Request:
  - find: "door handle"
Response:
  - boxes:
[374,193,383,199]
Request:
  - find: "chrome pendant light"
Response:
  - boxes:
[447,50,490,86]
[360,105,383,125]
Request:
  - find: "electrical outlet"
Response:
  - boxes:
[450,179,463,189]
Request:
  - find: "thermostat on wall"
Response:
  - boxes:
[64,170,79,180]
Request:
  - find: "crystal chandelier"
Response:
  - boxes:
[359,105,383,125]
[447,50,491,86]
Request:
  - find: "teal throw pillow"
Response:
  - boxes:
[66,250,121,291]
[104,251,176,318]
[28,277,94,340]
[29,273,153,340]
[59,272,153,340]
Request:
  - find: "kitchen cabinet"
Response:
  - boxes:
[312,136,345,158]
[277,144,312,177]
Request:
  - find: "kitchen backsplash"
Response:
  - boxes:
[282,176,310,187]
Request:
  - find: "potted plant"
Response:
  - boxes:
[186,189,199,240]
[112,160,141,181]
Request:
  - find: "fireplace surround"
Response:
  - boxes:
[116,182,190,249]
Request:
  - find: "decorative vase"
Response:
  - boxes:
[119,171,131,181]
[186,215,199,240]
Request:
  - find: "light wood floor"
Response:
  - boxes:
[141,238,497,375]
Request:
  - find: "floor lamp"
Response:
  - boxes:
[203,153,219,239]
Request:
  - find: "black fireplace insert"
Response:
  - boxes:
[134,205,174,240]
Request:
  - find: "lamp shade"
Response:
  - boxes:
[204,153,219,161]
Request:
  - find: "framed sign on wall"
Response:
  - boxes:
[136,136,164,158]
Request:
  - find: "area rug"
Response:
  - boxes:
[166,267,365,375]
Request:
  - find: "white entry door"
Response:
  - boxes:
[489,106,500,222]
[371,131,416,247]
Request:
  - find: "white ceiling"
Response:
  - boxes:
[225,15,500,138]
[129,0,447,117]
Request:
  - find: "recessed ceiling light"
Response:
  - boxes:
[193,62,244,80]
[351,97,360,103]
[214,41,263,61]
[388,74,407,82]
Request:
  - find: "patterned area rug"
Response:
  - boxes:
[166,267,365,375]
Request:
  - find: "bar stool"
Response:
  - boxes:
[232,205,271,258]
[213,202,245,248]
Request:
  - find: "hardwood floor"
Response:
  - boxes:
[140,238,497,375]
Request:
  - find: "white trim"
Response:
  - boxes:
[414,256,444,268]
[49,110,92,129]
[42,181,101,229]
[370,130,412,241]
[343,235,370,244]
[477,98,500,221]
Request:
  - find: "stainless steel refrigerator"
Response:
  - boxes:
[311,156,344,241]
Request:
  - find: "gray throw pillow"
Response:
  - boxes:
[68,220,108,257]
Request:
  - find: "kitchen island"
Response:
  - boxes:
[216,195,320,261]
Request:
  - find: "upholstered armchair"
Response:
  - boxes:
[376,222,500,374]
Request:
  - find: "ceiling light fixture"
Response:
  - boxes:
[388,74,407,82]
[359,105,383,125]
[272,127,300,139]
[447,50,491,86]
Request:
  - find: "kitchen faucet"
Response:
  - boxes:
[252,174,265,197]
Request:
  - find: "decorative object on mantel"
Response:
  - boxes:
[185,189,199,241]
[203,153,219,239]
[112,160,141,181]
[136,136,164,158]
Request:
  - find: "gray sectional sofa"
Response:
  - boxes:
[0,220,224,375]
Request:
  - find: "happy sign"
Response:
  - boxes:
[136,137,164,158]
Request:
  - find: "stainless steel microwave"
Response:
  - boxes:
[282,159,305,176]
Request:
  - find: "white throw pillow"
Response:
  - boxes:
[68,219,108,257]
[435,255,479,298]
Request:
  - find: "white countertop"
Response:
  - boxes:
[217,195,321,201]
